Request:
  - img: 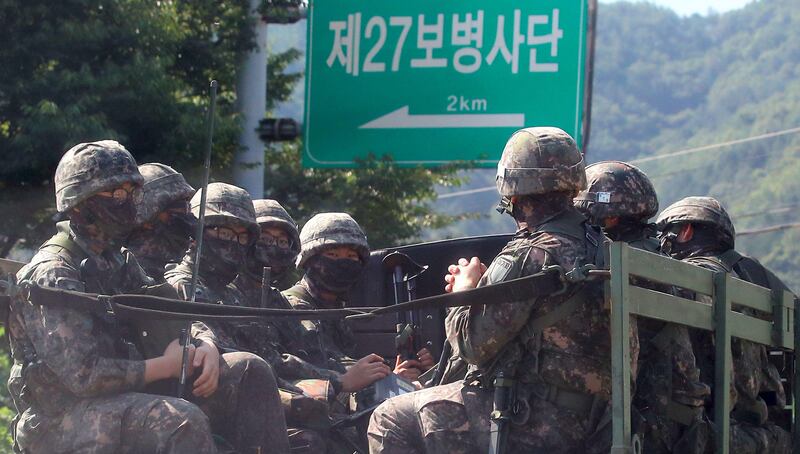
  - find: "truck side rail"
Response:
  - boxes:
[608,241,798,454]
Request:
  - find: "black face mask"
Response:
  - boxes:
[81,196,138,244]
[199,237,244,283]
[127,214,195,265]
[248,244,296,276]
[306,255,365,294]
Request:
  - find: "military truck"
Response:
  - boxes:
[1,234,797,454]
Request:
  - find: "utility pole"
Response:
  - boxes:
[234,0,268,197]
[234,0,306,198]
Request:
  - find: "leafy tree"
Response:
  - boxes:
[0,0,255,184]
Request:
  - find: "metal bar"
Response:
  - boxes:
[794,294,800,454]
[610,242,632,453]
[728,313,775,346]
[727,276,772,313]
[714,272,731,454]
[772,290,794,350]
[626,247,715,295]
[628,287,714,330]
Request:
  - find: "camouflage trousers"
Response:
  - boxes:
[368,381,606,454]
[728,420,791,454]
[15,351,289,454]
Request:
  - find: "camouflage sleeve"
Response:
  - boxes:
[445,247,548,367]
[21,262,145,397]
[275,353,341,381]
[190,321,220,347]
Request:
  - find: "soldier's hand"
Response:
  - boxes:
[393,356,422,381]
[192,340,220,398]
[445,257,486,292]
[340,353,391,392]
[415,348,435,371]
[144,338,196,383]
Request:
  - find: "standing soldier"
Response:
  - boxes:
[575,161,711,453]
[7,141,287,453]
[127,162,196,282]
[369,127,637,454]
[657,196,791,453]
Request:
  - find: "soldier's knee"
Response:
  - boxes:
[156,398,211,431]
[369,396,414,441]
[224,351,277,386]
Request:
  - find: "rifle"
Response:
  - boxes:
[381,252,428,361]
[177,79,218,398]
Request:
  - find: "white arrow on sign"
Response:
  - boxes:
[359,106,525,129]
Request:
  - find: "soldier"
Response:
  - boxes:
[7,141,288,453]
[656,196,791,453]
[231,199,334,453]
[368,127,637,454]
[162,182,291,450]
[127,162,196,281]
[286,213,436,395]
[575,161,711,453]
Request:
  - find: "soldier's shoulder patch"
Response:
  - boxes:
[486,256,514,284]
[54,277,85,292]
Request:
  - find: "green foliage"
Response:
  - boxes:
[0,0,255,184]
[264,141,472,248]
[590,0,800,291]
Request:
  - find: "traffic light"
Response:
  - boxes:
[258,118,300,142]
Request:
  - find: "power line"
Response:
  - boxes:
[735,203,800,220]
[438,186,495,200]
[738,222,800,236]
[630,126,800,164]
[437,126,800,200]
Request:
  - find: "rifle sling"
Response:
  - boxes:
[356,267,566,317]
[23,284,371,321]
[15,267,573,322]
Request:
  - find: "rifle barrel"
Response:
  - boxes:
[178,79,218,398]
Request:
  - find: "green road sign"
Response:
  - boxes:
[303,0,592,168]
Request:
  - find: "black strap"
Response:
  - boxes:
[8,264,598,324]
[22,283,372,321]
[349,267,567,318]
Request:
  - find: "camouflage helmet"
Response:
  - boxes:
[496,127,586,197]
[574,161,658,222]
[297,213,369,269]
[253,199,301,254]
[55,140,144,213]
[656,196,735,246]
[136,163,195,223]
[190,182,259,241]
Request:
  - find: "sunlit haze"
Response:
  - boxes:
[601,0,756,16]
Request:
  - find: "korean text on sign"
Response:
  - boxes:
[326,9,564,76]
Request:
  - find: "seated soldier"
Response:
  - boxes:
[127,162,196,282]
[284,214,434,446]
[231,199,334,453]
[9,141,288,453]
[163,181,290,451]
[368,127,637,454]
[657,196,791,454]
[575,161,711,453]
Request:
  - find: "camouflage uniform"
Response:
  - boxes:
[127,162,196,281]
[164,182,290,452]
[576,161,711,453]
[232,200,333,453]
[285,213,371,376]
[6,141,284,453]
[369,127,638,454]
[284,213,375,452]
[657,196,791,453]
